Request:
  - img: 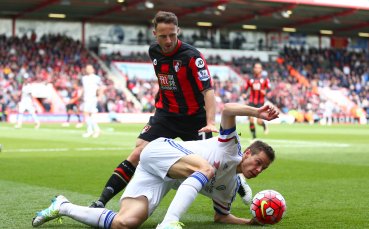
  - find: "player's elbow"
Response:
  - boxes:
[222,103,234,113]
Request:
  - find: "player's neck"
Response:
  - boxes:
[236,163,242,173]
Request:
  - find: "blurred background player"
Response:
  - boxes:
[15,75,40,129]
[62,80,83,128]
[244,62,271,139]
[81,64,104,138]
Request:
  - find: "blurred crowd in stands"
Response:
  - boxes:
[0,34,136,122]
[112,47,368,124]
[0,34,368,124]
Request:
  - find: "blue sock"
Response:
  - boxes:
[161,171,208,225]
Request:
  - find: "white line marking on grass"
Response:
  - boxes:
[0,126,139,136]
[76,147,127,151]
[12,148,69,152]
[268,139,350,148]
[4,147,131,153]
[239,138,350,148]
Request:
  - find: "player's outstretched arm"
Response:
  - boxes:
[214,212,260,225]
[221,103,279,130]
[199,88,219,133]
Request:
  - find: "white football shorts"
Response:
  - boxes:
[18,101,36,113]
[83,100,98,113]
[121,137,191,215]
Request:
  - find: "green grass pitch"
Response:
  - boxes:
[1,122,369,228]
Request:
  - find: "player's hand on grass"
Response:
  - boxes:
[245,218,262,226]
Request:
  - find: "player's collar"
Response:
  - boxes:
[162,40,182,57]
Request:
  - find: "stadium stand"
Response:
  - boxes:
[0,1,368,125]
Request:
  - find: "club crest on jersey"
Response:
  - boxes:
[173,60,182,72]
[198,69,210,81]
[141,124,151,134]
[153,59,157,65]
[213,161,220,169]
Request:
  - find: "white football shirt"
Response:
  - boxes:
[82,74,102,103]
[172,127,242,215]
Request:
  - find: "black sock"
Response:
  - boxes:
[76,114,81,122]
[98,160,136,205]
[250,123,256,139]
[261,121,266,131]
[67,114,71,122]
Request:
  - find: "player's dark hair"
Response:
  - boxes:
[247,140,275,162]
[152,11,178,28]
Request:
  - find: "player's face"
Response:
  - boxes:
[253,63,262,77]
[241,150,271,179]
[153,23,179,54]
[86,65,94,75]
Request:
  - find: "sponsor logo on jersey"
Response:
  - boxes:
[158,73,177,91]
[198,69,210,81]
[195,57,205,68]
[252,82,261,90]
[173,60,182,72]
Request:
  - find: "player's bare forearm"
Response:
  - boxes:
[200,89,218,133]
[221,103,279,130]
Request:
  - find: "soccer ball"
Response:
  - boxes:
[250,189,286,225]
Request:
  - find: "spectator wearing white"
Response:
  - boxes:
[15,75,40,129]
[81,65,104,138]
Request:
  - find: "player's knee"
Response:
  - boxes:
[199,163,215,180]
[127,141,147,166]
[112,216,142,229]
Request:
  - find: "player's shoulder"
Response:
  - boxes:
[149,43,160,53]
[179,41,202,56]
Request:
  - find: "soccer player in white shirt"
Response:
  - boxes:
[15,76,40,129]
[81,65,104,138]
[32,103,279,228]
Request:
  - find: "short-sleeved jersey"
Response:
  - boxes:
[245,77,270,105]
[149,40,213,116]
[70,88,81,105]
[171,126,242,215]
[20,83,33,104]
[82,74,101,102]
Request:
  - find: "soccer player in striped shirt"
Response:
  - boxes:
[244,62,271,139]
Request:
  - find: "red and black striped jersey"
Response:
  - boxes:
[245,77,270,105]
[149,40,213,116]
[70,89,81,105]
